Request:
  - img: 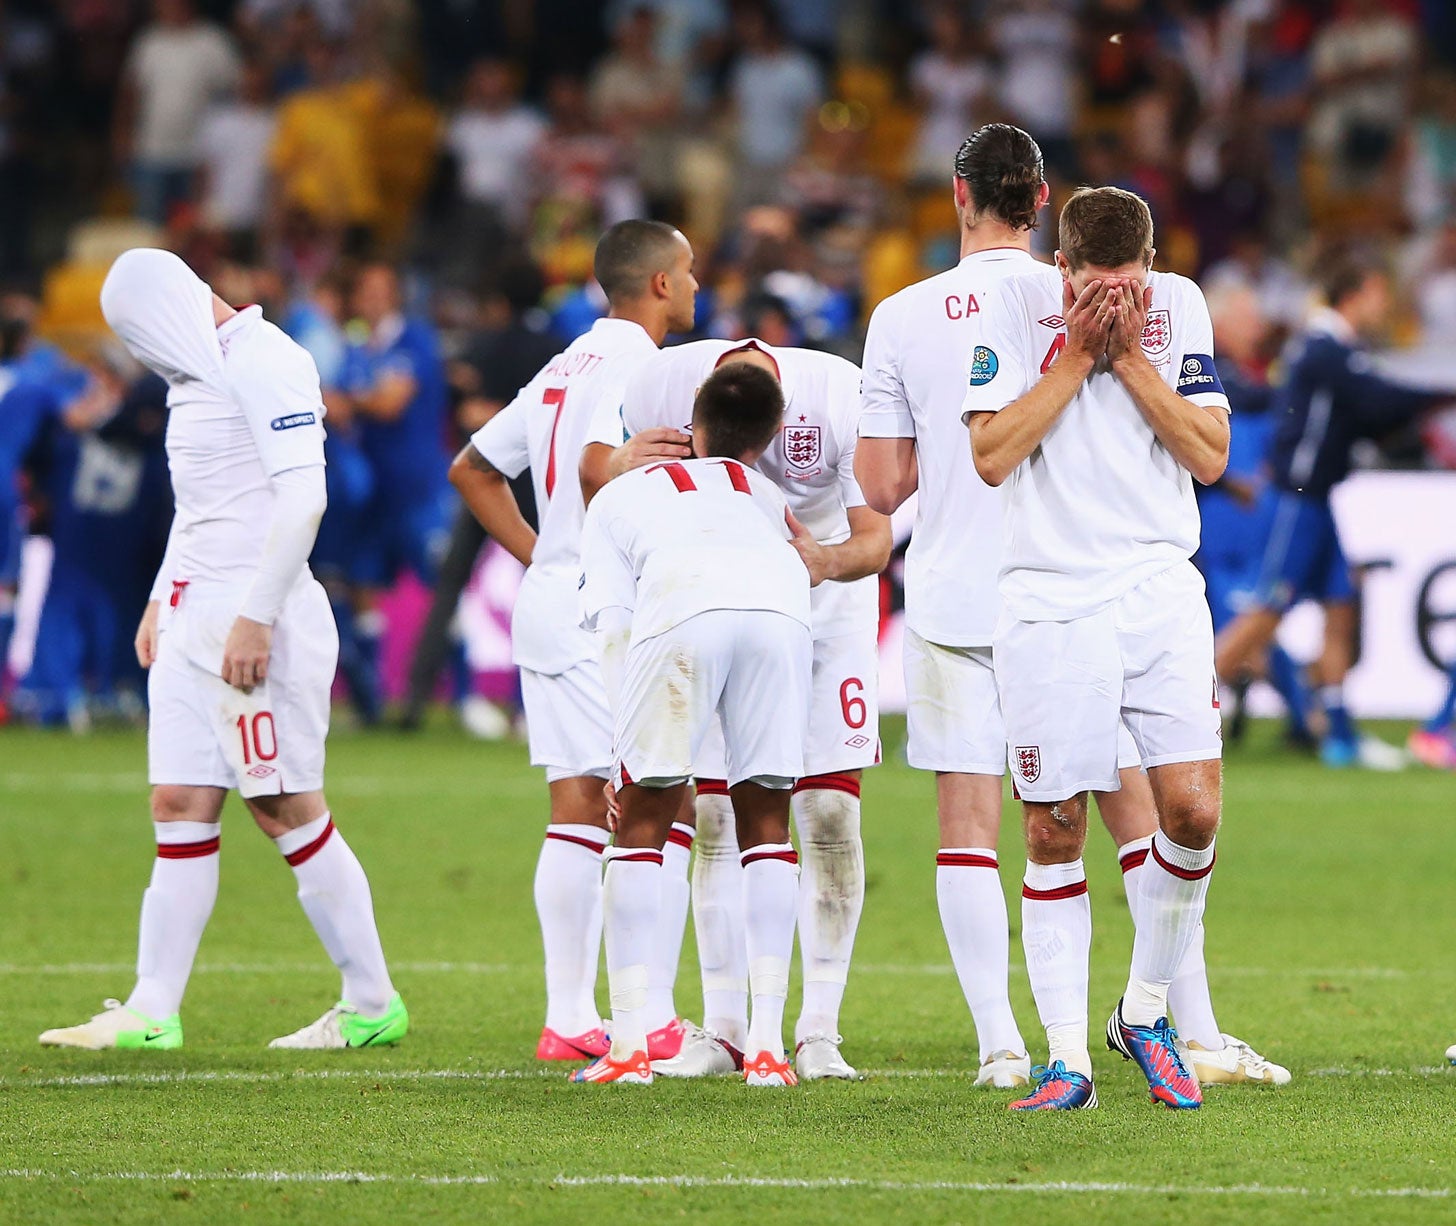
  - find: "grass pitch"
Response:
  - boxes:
[2,717,1454,1224]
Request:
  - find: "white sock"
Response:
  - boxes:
[792,781,865,1044]
[601,846,663,1059]
[1119,838,1222,1049]
[1123,831,1217,1027]
[1022,859,1092,1078]
[692,787,747,1050]
[741,842,798,1060]
[128,821,221,1019]
[534,823,607,1035]
[275,813,394,1017]
[936,847,1025,1062]
[644,822,693,1033]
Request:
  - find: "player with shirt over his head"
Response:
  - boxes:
[448,220,698,1063]
[857,129,1286,1092]
[574,362,813,1087]
[40,248,407,1052]
[963,187,1232,1111]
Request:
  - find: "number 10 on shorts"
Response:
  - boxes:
[236,712,278,765]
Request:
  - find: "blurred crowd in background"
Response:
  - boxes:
[2,0,1456,733]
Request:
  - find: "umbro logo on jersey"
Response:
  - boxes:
[270,412,317,431]
[1037,315,1064,329]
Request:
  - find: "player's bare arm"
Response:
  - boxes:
[786,504,892,586]
[582,427,696,499]
[1107,284,1230,486]
[449,442,538,566]
[854,437,918,514]
[134,600,160,669]
[967,279,1116,486]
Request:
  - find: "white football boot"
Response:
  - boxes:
[651,1021,743,1077]
[794,1034,860,1081]
[975,1049,1032,1087]
[1357,735,1406,772]
[39,999,182,1050]
[268,993,408,1049]
[1178,1034,1291,1085]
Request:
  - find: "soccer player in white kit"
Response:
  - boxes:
[857,127,1287,1091]
[574,362,812,1086]
[448,220,698,1062]
[40,249,406,1051]
[588,339,890,1080]
[964,187,1230,1111]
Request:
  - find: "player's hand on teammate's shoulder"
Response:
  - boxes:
[609,427,693,480]
[786,508,829,587]
[222,616,273,692]
[1107,282,1154,367]
[134,601,161,670]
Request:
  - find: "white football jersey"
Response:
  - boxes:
[960,267,1230,622]
[164,307,327,594]
[860,247,1041,645]
[607,338,873,638]
[472,317,659,674]
[579,456,811,643]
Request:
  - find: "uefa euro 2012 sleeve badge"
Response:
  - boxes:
[968,345,998,386]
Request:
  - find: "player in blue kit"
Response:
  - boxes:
[339,263,451,721]
[1215,253,1456,767]
[17,361,171,727]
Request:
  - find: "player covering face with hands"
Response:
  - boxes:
[965,188,1231,1111]
[39,249,406,1053]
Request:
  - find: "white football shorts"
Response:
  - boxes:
[995,561,1222,802]
[520,660,613,783]
[615,609,810,790]
[692,623,879,781]
[149,579,337,799]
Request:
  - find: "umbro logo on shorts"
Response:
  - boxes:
[844,734,871,749]
[247,765,278,779]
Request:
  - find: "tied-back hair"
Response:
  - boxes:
[954,123,1044,232]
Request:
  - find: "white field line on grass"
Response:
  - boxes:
[0,961,1413,979]
[0,1168,1448,1199]
[5,1065,1448,1090]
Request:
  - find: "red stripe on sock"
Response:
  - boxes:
[793,772,861,797]
[741,849,798,867]
[1119,847,1150,873]
[284,820,335,867]
[1022,879,1088,901]
[693,777,729,796]
[546,831,607,854]
[1150,840,1215,881]
[156,836,219,860]
[666,827,695,850]
[936,852,997,869]
[611,850,664,865]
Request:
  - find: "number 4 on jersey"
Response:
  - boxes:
[647,460,752,494]
[1040,333,1067,374]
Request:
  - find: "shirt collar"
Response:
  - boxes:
[956,246,1039,267]
[215,304,262,342]
[1307,306,1356,344]
[714,337,798,412]
[592,316,656,348]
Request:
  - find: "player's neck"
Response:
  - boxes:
[960,223,1030,260]
[606,305,669,347]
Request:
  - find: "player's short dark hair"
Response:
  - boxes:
[691,363,784,460]
[593,219,684,305]
[1317,249,1385,307]
[954,124,1044,232]
[1058,186,1155,271]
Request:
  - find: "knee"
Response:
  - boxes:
[1024,800,1086,863]
[693,790,737,854]
[150,786,210,824]
[792,782,862,849]
[1160,799,1220,850]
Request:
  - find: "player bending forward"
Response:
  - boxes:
[964,187,1231,1111]
[574,363,812,1086]
[41,249,406,1051]
[857,124,1286,1089]
[588,338,889,1080]
[449,221,698,1061]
